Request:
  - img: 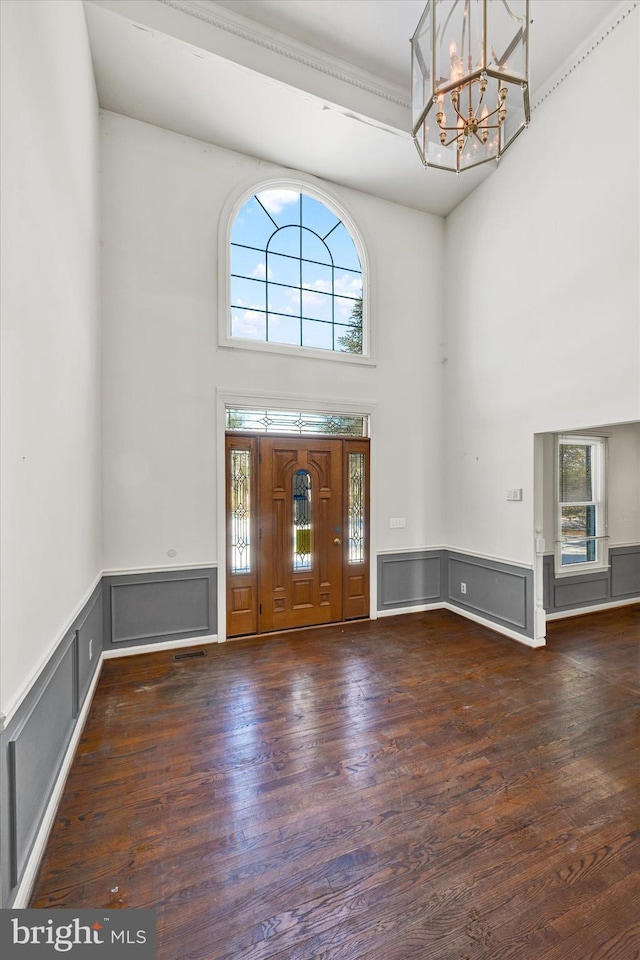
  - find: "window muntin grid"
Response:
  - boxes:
[230,190,363,355]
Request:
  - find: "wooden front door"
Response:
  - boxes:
[259,437,343,632]
[226,434,369,637]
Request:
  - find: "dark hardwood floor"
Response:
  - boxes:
[30,606,640,959]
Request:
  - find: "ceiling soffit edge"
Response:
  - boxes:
[158,0,410,107]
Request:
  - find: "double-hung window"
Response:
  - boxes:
[555,435,608,575]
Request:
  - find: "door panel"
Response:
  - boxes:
[259,438,343,632]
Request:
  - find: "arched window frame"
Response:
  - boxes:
[218,176,373,364]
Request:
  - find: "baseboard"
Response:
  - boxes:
[378,599,543,647]
[102,633,220,658]
[442,604,545,648]
[546,597,640,621]
[377,602,445,618]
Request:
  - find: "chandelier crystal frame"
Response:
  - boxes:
[411,0,530,173]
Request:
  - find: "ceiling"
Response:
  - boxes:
[84,0,626,216]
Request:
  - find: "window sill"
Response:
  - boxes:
[218,336,376,367]
[553,562,610,579]
[218,338,376,367]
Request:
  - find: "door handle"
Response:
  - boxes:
[333,537,342,545]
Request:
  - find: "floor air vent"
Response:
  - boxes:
[173,650,207,661]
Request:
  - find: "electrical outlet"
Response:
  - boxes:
[460,582,467,594]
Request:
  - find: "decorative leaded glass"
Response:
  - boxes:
[226,408,367,437]
[230,449,251,573]
[293,470,312,570]
[348,452,365,563]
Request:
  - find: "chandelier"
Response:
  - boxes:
[411,0,530,173]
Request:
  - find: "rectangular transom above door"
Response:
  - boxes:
[225,434,369,637]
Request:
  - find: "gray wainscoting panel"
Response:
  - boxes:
[553,574,609,610]
[377,551,443,610]
[103,568,217,648]
[8,640,75,886]
[543,546,640,614]
[447,553,532,636]
[76,590,102,715]
[1,579,103,907]
[610,545,640,598]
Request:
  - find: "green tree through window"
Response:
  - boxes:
[337,297,362,354]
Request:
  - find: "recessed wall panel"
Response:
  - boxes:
[8,642,75,886]
[448,556,529,630]
[378,553,441,609]
[110,578,209,643]
[610,546,640,597]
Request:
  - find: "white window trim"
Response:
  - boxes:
[554,434,609,578]
[218,174,375,365]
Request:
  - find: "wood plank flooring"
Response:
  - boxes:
[30,606,640,959]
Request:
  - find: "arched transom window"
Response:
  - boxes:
[229,188,364,355]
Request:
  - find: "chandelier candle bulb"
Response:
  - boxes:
[480,105,489,142]
[411,0,530,173]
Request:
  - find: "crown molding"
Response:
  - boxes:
[160,0,638,117]
[158,0,410,109]
[532,0,638,111]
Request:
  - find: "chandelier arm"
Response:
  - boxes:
[480,104,503,122]
[473,85,487,119]
[443,133,467,148]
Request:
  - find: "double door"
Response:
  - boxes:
[226,435,369,637]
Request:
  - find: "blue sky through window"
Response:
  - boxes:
[230,188,363,353]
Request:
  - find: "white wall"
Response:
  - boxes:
[100,113,445,573]
[443,7,640,566]
[0,1,101,715]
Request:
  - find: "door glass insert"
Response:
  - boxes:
[230,449,251,573]
[293,470,312,570]
[348,452,365,563]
